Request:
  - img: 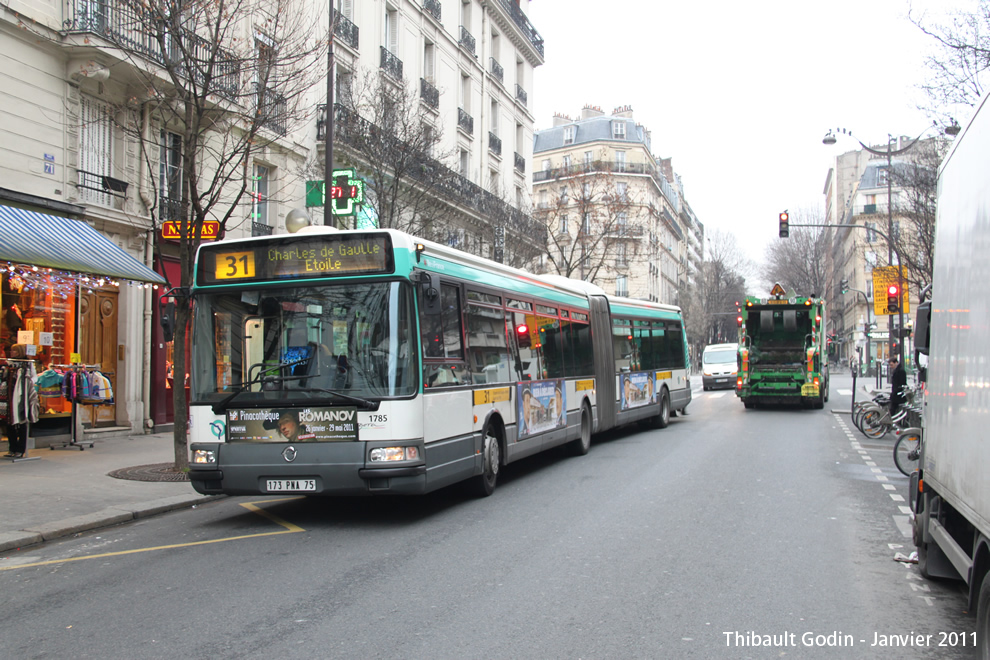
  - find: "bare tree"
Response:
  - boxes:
[761,206,829,297]
[94,0,325,468]
[333,69,459,238]
[888,137,949,295]
[697,229,750,346]
[532,159,643,284]
[910,1,990,124]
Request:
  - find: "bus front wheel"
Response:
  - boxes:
[469,424,501,497]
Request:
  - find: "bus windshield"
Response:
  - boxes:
[191,280,417,404]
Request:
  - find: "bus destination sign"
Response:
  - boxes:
[198,233,394,285]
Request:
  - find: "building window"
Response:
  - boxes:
[159,130,182,222]
[584,150,593,165]
[866,222,877,243]
[615,150,626,172]
[79,95,114,207]
[563,125,575,145]
[252,164,270,226]
[616,276,628,296]
[460,149,470,177]
[542,159,551,172]
[877,167,888,187]
[616,243,626,265]
[539,189,548,209]
[424,41,436,82]
[616,182,627,201]
[582,212,590,234]
[559,214,568,234]
[612,121,626,139]
[563,154,571,170]
[560,186,568,203]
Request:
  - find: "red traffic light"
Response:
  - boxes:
[887,284,899,296]
[736,315,743,327]
[516,324,529,335]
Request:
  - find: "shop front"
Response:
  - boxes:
[0,205,166,448]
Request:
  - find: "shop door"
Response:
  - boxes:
[79,287,118,426]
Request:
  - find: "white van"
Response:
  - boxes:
[701,343,738,391]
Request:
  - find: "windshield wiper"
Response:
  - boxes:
[311,388,378,410]
[211,356,311,415]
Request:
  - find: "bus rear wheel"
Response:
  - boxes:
[469,424,500,497]
[568,403,592,456]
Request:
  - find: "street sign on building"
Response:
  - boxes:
[872,266,910,315]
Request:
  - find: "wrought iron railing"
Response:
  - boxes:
[459,26,476,55]
[490,57,504,83]
[458,107,474,135]
[64,0,239,97]
[380,46,403,80]
[420,78,439,109]
[495,0,545,57]
[77,169,127,206]
[255,84,287,136]
[514,152,525,173]
[515,84,528,106]
[423,0,441,21]
[333,10,359,49]
[489,132,502,156]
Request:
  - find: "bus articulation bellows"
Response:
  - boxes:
[186,224,691,497]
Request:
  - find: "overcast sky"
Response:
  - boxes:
[526,0,967,291]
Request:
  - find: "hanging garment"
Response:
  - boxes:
[0,365,9,423]
[11,363,39,425]
[36,368,64,397]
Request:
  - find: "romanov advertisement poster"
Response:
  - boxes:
[620,371,657,410]
[517,379,565,438]
[226,407,358,442]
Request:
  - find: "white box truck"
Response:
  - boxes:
[912,92,990,655]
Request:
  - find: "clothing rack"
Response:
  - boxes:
[48,363,108,451]
[2,357,41,462]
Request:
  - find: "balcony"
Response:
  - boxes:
[423,0,441,22]
[458,107,474,135]
[515,84,528,107]
[333,10,359,50]
[608,225,644,238]
[459,26,476,55]
[490,57,504,84]
[514,152,525,173]
[495,0,545,58]
[489,132,502,156]
[380,46,403,80]
[255,84,287,136]
[420,78,439,109]
[64,0,239,97]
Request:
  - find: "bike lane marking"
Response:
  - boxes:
[0,497,305,572]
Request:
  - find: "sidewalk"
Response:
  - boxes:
[0,431,218,553]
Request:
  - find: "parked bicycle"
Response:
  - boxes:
[893,426,922,477]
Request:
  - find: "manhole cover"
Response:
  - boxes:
[108,463,189,482]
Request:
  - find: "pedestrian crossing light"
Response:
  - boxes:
[887,284,900,314]
[778,211,789,238]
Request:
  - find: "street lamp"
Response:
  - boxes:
[821,125,938,365]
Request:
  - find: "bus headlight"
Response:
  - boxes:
[192,449,216,464]
[370,446,420,462]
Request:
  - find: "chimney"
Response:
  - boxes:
[581,104,604,120]
[611,104,633,118]
[552,112,573,127]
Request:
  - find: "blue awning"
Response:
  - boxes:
[0,205,165,284]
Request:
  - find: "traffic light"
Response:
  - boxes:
[778,212,789,238]
[887,283,900,314]
[840,279,849,294]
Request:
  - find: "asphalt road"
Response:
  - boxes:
[0,377,977,659]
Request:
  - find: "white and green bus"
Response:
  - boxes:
[187,223,691,497]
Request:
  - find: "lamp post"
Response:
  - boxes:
[822,126,939,365]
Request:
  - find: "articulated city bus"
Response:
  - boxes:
[187,224,690,497]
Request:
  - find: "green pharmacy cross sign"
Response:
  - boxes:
[306,169,365,216]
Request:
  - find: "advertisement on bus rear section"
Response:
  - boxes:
[517,379,565,439]
[226,407,358,443]
[620,371,657,410]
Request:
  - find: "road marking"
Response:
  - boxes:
[837,389,853,395]
[0,498,305,572]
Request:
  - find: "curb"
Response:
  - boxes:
[0,494,223,554]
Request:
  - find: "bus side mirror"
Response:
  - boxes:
[914,301,931,357]
[415,271,441,316]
